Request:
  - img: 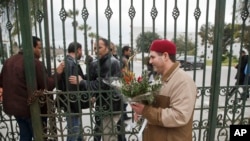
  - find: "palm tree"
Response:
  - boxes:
[88,32,96,55]
[67,9,79,27]
[78,24,96,55]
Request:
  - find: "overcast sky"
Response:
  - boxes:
[1,0,235,50]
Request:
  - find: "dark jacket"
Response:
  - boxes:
[235,55,248,85]
[57,55,89,113]
[80,53,122,111]
[0,52,59,117]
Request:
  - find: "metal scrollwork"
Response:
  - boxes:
[128,5,136,20]
[6,21,12,31]
[172,7,180,20]
[194,7,201,20]
[36,10,44,23]
[150,6,158,20]
[59,8,67,21]
[241,8,249,21]
[104,6,113,20]
[81,7,89,21]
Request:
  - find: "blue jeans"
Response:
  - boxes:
[66,115,83,141]
[15,116,33,141]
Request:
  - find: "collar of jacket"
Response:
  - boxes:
[161,62,180,81]
[18,50,24,54]
[66,55,77,64]
[99,53,112,65]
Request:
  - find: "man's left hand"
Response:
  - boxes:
[130,102,145,115]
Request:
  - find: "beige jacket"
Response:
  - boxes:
[142,62,197,141]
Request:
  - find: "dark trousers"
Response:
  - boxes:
[117,117,127,141]
[15,116,33,141]
[122,103,128,118]
[93,115,101,141]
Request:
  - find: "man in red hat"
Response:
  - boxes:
[131,39,197,141]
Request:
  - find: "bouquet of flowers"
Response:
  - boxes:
[120,69,161,105]
[104,68,161,105]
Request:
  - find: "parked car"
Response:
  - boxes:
[176,55,204,71]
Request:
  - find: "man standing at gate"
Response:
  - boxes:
[57,41,90,141]
[0,36,64,141]
[131,39,197,141]
[235,50,248,85]
[69,37,122,141]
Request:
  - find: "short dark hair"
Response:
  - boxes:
[32,36,41,48]
[122,46,130,55]
[99,38,110,48]
[68,42,82,53]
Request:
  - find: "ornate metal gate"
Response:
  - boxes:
[0,0,250,141]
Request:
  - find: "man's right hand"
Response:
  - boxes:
[69,75,83,84]
[0,87,3,102]
[56,61,65,74]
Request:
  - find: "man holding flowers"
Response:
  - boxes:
[131,39,197,141]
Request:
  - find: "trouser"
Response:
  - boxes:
[117,117,127,141]
[15,116,33,141]
[242,76,250,100]
[94,114,121,141]
[66,115,83,141]
[122,103,128,118]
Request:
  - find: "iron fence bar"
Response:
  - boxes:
[184,0,189,58]
[6,5,13,56]
[17,0,43,140]
[193,0,201,81]
[198,1,210,140]
[202,0,209,89]
[14,0,21,48]
[163,0,167,39]
[50,0,58,86]
[223,0,237,128]
[226,0,237,88]
[172,0,179,42]
[129,0,136,70]
[0,24,4,63]
[119,0,122,56]
[207,0,226,140]
[33,0,38,37]
[142,0,145,71]
[239,0,249,123]
[43,0,52,76]
[72,0,80,94]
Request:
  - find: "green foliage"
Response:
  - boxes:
[135,31,161,52]
[173,34,195,56]
[198,23,242,54]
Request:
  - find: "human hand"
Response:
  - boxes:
[56,61,65,74]
[90,97,96,108]
[130,102,145,115]
[133,112,142,122]
[0,87,2,102]
[68,75,83,84]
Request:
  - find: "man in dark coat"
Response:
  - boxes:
[235,50,248,85]
[57,42,89,141]
[69,38,123,141]
[0,36,64,141]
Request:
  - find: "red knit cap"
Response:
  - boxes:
[149,39,176,55]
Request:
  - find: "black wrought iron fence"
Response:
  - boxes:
[0,0,250,141]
